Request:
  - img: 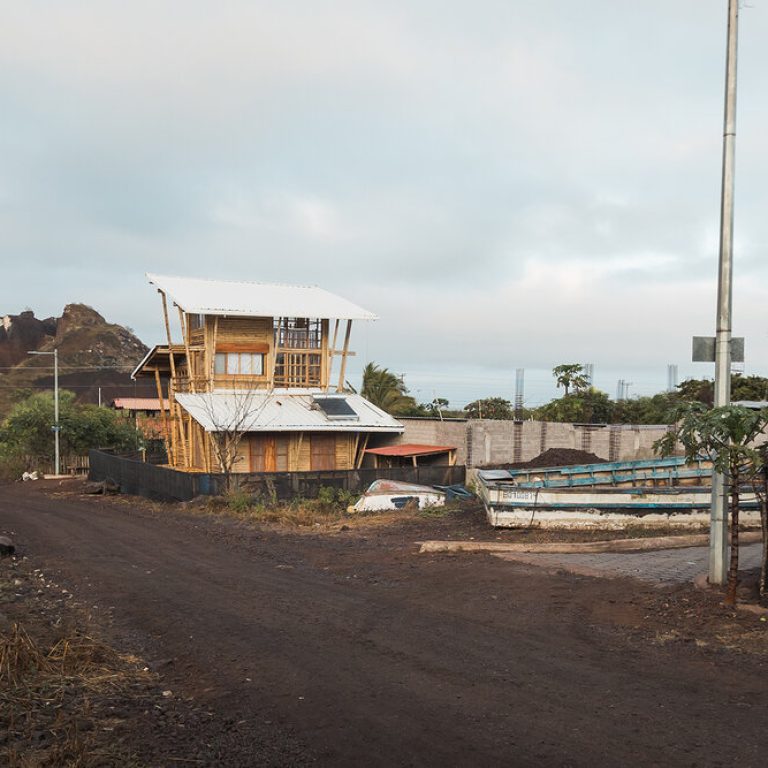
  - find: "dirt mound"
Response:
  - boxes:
[521,448,607,468]
[486,448,608,471]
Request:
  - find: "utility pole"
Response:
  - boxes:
[54,347,59,476]
[28,348,60,476]
[710,0,739,585]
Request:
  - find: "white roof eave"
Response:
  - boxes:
[147,273,377,321]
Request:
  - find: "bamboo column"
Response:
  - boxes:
[177,305,196,393]
[336,320,352,392]
[154,368,174,465]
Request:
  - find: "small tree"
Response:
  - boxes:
[425,397,449,420]
[534,388,612,424]
[755,447,768,601]
[552,364,588,397]
[654,403,768,604]
[464,397,513,420]
[196,387,269,492]
[0,390,137,463]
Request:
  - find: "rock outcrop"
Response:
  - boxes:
[0,304,154,417]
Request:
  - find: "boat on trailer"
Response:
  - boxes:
[475,456,761,529]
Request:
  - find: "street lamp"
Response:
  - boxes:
[28,348,59,476]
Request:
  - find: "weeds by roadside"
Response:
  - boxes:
[0,567,148,767]
[214,485,360,528]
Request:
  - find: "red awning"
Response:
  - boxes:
[365,443,456,458]
[112,397,169,411]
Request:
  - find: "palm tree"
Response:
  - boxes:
[360,363,419,415]
[552,364,588,396]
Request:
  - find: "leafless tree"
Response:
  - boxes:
[196,384,272,492]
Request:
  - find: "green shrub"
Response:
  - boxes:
[226,489,253,515]
[0,454,27,484]
[316,485,358,511]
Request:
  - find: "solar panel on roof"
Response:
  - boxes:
[312,396,359,420]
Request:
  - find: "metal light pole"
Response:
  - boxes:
[28,349,60,476]
[710,0,740,585]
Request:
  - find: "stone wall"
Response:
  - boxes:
[397,418,671,467]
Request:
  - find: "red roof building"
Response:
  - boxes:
[364,443,457,467]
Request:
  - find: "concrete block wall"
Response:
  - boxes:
[397,418,672,467]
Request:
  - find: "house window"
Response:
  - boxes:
[274,352,322,387]
[189,314,205,331]
[272,318,324,386]
[215,352,265,376]
[274,318,322,349]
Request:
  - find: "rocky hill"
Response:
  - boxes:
[0,304,155,418]
[0,311,58,368]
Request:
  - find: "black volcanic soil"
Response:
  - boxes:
[485,447,608,471]
[2,480,768,767]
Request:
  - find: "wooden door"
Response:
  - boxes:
[310,434,336,471]
[250,435,277,472]
[275,436,289,471]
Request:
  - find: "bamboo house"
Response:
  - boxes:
[132,274,403,473]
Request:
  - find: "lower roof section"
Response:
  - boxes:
[175,389,404,434]
[365,443,456,458]
[112,397,169,411]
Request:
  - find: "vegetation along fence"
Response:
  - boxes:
[22,454,90,476]
[89,450,466,503]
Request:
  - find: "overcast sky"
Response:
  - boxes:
[2,1,767,407]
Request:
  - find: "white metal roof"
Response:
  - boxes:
[147,273,377,321]
[174,390,403,434]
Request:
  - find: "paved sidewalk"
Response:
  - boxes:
[496,542,763,584]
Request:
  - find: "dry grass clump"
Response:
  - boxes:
[0,623,50,686]
[1,622,131,688]
[204,485,359,528]
[1,622,146,767]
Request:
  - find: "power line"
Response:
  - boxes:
[0,364,135,371]
[0,383,148,390]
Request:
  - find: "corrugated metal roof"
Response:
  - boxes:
[365,444,456,457]
[147,273,377,321]
[131,345,188,379]
[112,397,169,411]
[175,390,403,433]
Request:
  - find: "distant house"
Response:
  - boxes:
[111,397,169,441]
[131,274,403,472]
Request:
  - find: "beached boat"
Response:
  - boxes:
[475,457,761,529]
[353,479,446,513]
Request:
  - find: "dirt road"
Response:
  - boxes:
[3,481,768,767]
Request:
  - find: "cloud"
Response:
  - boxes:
[2,1,768,406]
